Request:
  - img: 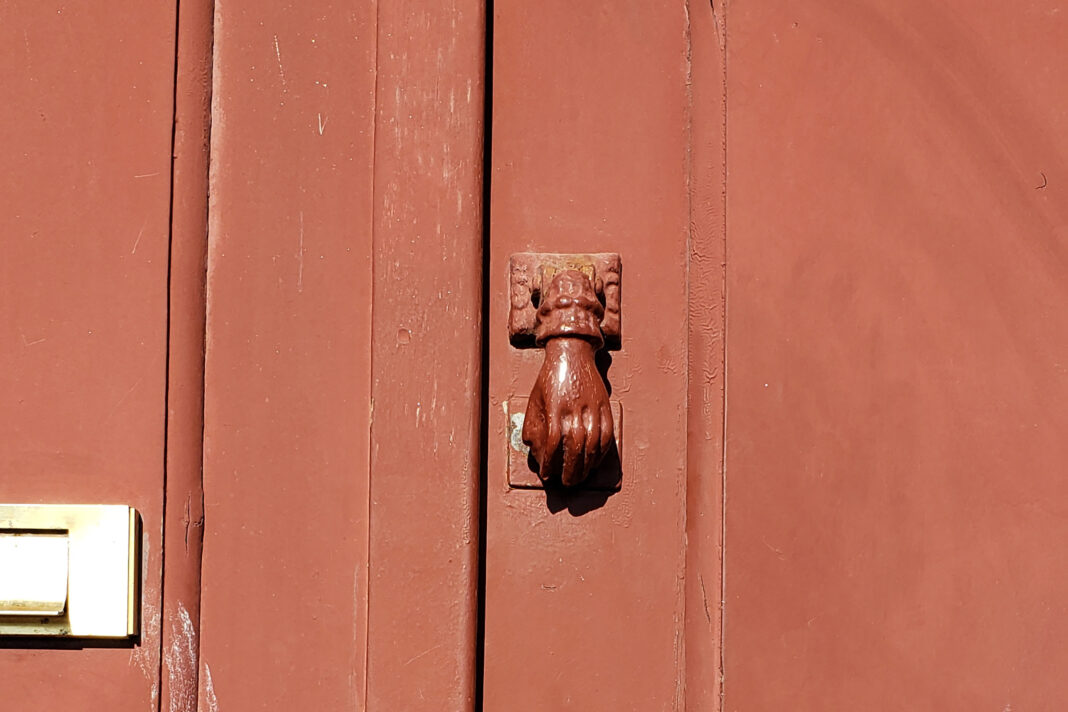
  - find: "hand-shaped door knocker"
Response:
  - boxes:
[508,254,621,487]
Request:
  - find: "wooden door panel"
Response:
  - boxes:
[198,1,485,709]
[484,2,699,708]
[725,2,1068,708]
[197,3,377,709]
[0,0,177,708]
[365,2,485,708]
[15,2,1065,709]
[160,0,214,708]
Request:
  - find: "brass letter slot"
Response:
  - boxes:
[0,505,139,638]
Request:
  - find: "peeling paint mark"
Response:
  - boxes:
[672,626,684,709]
[699,573,712,624]
[129,537,159,709]
[165,602,198,712]
[203,663,219,712]
[183,494,191,552]
[508,412,528,454]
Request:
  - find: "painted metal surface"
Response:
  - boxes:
[0,0,176,705]
[508,253,622,348]
[521,334,614,488]
[507,254,621,488]
[507,398,623,491]
[724,1,1068,709]
[516,263,617,488]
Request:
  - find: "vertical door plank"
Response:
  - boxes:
[725,2,1068,708]
[160,0,214,710]
[198,2,376,709]
[199,1,485,708]
[485,2,693,708]
[365,2,486,708]
[686,1,728,709]
[0,0,177,708]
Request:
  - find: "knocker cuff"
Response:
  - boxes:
[533,276,605,349]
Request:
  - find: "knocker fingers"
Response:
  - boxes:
[583,405,602,476]
[599,401,614,460]
[560,411,588,487]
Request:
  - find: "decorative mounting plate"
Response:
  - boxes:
[508,253,621,350]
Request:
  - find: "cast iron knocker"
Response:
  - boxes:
[508,254,621,488]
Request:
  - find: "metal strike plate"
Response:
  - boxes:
[0,504,140,638]
[508,253,622,349]
[506,398,623,490]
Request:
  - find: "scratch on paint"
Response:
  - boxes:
[297,211,305,292]
[131,218,147,254]
[273,34,288,93]
[105,376,145,423]
[317,112,327,135]
[404,643,442,666]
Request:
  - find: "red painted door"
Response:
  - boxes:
[196,1,484,710]
[484,0,1068,708]
[1,1,188,709]
[2,1,487,709]
[4,1,1068,710]
[723,2,1068,709]
[482,2,716,709]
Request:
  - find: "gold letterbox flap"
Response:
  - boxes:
[0,504,139,638]
[0,531,69,616]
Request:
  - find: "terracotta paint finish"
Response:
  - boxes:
[484,1,693,708]
[198,0,485,707]
[685,1,727,708]
[724,1,1068,709]
[365,1,485,708]
[160,0,214,709]
[0,0,177,708]
[197,1,376,709]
